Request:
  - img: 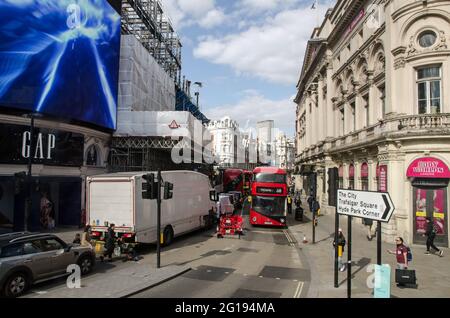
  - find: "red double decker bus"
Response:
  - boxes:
[250,167,288,227]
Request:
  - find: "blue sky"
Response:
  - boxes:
[161,0,334,136]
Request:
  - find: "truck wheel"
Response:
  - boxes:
[163,226,174,246]
[4,272,29,298]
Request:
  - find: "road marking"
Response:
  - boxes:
[293,282,304,298]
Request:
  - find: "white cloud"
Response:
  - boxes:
[194,4,329,85]
[161,0,226,29]
[199,8,227,29]
[204,91,296,136]
[237,0,299,13]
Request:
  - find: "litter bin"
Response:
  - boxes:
[295,207,304,221]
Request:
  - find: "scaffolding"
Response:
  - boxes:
[121,0,182,85]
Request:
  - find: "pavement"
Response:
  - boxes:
[24,259,190,298]
[288,203,450,298]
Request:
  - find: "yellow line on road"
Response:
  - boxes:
[293,282,304,298]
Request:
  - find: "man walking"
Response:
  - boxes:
[364,218,376,241]
[287,195,293,215]
[101,223,117,262]
[424,217,444,257]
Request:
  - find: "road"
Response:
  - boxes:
[131,216,311,298]
[24,214,310,298]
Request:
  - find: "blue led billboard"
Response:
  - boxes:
[0,0,121,130]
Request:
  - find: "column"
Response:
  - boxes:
[317,75,325,142]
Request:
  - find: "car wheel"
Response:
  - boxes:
[78,255,94,275]
[163,226,174,247]
[4,272,29,298]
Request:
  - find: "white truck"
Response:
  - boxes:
[86,171,216,245]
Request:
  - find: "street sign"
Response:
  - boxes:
[337,189,395,223]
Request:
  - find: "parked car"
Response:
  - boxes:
[0,232,96,298]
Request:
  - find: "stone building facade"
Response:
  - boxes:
[295,0,450,246]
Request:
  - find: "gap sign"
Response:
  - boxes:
[337,189,395,223]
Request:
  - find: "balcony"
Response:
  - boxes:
[298,113,450,160]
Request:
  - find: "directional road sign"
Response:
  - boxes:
[337,189,395,223]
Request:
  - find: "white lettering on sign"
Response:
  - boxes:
[337,189,395,222]
[413,161,444,174]
[21,132,57,160]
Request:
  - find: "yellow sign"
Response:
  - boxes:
[434,212,445,219]
[416,211,426,217]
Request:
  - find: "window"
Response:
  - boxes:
[254,173,286,184]
[340,108,345,136]
[39,238,64,252]
[379,86,386,119]
[363,95,370,127]
[350,102,356,131]
[0,243,24,258]
[418,31,437,48]
[417,66,441,114]
[252,196,286,216]
[23,241,43,255]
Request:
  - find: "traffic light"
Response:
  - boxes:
[327,168,339,207]
[14,172,27,195]
[142,173,157,200]
[163,182,174,200]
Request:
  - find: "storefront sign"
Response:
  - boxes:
[379,165,388,192]
[0,123,84,166]
[407,157,450,179]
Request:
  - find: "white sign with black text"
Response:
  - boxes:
[337,189,395,223]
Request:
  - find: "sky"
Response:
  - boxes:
[160,0,335,136]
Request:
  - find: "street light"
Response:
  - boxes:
[193,82,203,110]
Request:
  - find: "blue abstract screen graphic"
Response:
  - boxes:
[0,0,121,130]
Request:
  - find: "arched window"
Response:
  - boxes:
[86,145,100,166]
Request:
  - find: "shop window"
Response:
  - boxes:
[417,66,441,114]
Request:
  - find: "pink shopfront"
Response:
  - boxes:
[408,157,450,247]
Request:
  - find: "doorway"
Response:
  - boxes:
[413,186,448,247]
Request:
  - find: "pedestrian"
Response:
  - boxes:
[387,237,409,270]
[333,228,346,272]
[424,217,444,257]
[287,195,293,215]
[307,195,313,212]
[364,218,376,241]
[81,225,92,247]
[101,223,116,262]
[73,233,81,245]
[312,199,320,215]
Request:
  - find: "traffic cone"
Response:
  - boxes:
[303,235,308,244]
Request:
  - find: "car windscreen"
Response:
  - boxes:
[254,173,286,184]
[252,196,286,216]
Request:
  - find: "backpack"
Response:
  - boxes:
[406,246,413,262]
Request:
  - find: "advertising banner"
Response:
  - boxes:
[0,0,121,130]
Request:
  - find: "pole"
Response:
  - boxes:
[377,221,382,265]
[347,216,352,299]
[25,114,35,232]
[312,206,316,244]
[334,208,339,288]
[157,169,162,269]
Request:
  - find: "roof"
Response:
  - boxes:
[0,232,56,246]
[253,167,287,175]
